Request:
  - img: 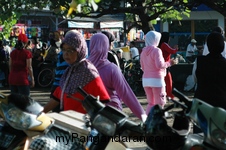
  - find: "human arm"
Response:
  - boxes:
[192,59,197,83]
[43,98,60,113]
[110,66,145,120]
[161,43,178,54]
[85,77,110,103]
[154,48,172,69]
[26,58,35,87]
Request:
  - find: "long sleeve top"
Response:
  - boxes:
[98,63,145,120]
[140,45,171,79]
[160,42,178,61]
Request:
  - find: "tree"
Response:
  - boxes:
[0,1,50,39]
[6,0,220,40]
[0,0,102,39]
[66,0,193,34]
[189,0,226,17]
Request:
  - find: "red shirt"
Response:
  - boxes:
[160,42,178,61]
[9,49,32,85]
[53,77,110,114]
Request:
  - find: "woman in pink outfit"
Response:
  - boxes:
[140,31,177,114]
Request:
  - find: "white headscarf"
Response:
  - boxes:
[145,31,161,47]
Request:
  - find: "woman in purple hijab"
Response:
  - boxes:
[88,33,146,121]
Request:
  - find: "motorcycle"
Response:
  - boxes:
[0,89,147,150]
[145,88,226,150]
[3,86,223,150]
[0,92,85,150]
[68,87,146,150]
[123,56,144,95]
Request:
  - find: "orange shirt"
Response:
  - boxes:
[53,77,110,114]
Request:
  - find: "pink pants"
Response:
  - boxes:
[144,86,166,114]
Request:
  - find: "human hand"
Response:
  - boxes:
[170,58,178,65]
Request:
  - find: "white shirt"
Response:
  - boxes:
[130,47,139,60]
[186,43,198,57]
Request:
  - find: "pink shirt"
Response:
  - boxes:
[140,45,171,79]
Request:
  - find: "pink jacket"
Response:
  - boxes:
[140,31,171,79]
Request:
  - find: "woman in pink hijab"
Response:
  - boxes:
[140,31,177,114]
[88,33,146,121]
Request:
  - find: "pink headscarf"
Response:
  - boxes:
[88,33,111,69]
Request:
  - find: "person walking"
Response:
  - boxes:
[8,33,35,96]
[88,33,146,121]
[158,32,178,99]
[140,30,177,114]
[43,30,110,114]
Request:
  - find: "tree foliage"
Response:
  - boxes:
[1,0,226,39]
[67,0,193,34]
[0,0,51,39]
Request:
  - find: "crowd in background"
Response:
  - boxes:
[1,27,226,123]
[0,31,62,88]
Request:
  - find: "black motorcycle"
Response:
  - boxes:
[145,88,226,150]
[124,56,144,95]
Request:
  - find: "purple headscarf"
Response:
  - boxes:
[88,33,111,69]
[59,30,99,96]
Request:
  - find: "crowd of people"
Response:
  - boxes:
[0,26,226,128]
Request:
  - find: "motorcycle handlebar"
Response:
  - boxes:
[77,86,88,98]
[172,88,192,111]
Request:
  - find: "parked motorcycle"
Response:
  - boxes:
[3,86,223,150]
[0,92,84,150]
[71,87,145,150]
[123,56,144,95]
[0,90,146,150]
[145,88,226,150]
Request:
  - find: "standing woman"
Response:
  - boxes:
[88,33,146,121]
[8,33,35,96]
[158,32,178,99]
[140,31,177,114]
